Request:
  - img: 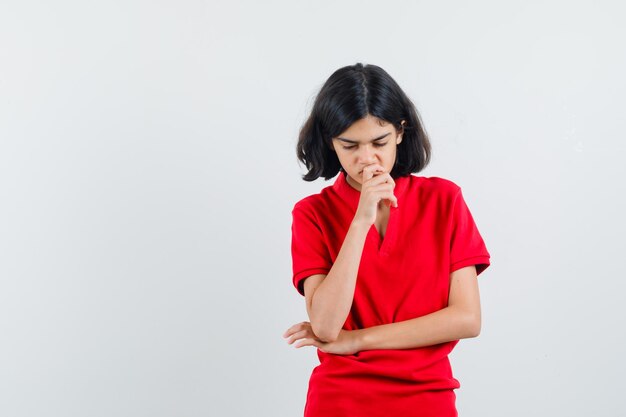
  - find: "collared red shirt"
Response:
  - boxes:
[290,170,491,417]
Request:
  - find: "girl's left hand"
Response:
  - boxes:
[282,321,361,355]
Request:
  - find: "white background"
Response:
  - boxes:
[1,1,624,416]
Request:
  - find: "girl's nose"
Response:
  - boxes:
[358,146,377,164]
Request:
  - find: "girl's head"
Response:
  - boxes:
[296,63,431,185]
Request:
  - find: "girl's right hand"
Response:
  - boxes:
[353,164,398,227]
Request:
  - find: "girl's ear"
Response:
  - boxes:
[397,120,406,144]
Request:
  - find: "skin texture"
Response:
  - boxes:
[283,115,482,354]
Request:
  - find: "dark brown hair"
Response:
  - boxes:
[296,63,431,181]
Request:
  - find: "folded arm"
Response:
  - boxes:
[303,220,371,342]
[354,265,482,350]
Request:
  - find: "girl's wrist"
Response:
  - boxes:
[350,219,371,232]
[351,328,369,352]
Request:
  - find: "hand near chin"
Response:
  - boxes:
[283,321,361,355]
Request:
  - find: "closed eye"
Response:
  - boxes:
[342,142,388,150]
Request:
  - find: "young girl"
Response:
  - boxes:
[282,63,491,417]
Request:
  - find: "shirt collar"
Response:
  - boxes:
[332,170,410,210]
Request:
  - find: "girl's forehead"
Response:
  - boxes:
[343,118,393,134]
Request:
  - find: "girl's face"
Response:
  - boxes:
[331,114,405,191]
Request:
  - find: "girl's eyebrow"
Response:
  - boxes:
[335,132,390,144]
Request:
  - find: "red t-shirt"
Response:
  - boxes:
[290,170,491,417]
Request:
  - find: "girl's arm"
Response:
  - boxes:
[353,265,482,350]
[303,219,370,343]
[292,166,397,344]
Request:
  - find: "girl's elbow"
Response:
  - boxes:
[462,312,481,338]
[316,330,339,343]
[311,322,339,343]
[468,314,481,337]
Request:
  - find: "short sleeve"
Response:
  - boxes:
[291,204,333,296]
[449,188,491,276]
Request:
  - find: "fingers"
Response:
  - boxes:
[362,164,381,183]
[283,321,313,340]
[282,321,308,337]
[362,164,395,187]
[294,338,319,349]
[367,184,398,208]
[283,322,322,349]
[382,194,398,208]
[358,166,398,213]
[285,329,308,345]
